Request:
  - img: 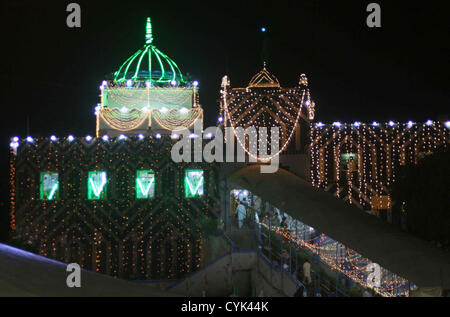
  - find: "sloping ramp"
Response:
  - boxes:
[0,243,176,296]
[227,165,450,289]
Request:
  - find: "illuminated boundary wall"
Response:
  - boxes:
[309,121,449,212]
[9,136,220,280]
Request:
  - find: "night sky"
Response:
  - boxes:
[0,1,448,239]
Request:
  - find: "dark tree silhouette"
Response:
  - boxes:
[391,147,450,247]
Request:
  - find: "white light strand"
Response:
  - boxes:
[223,91,306,162]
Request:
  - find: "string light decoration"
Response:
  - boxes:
[237,189,413,297]
[9,136,221,280]
[152,108,203,131]
[263,221,413,297]
[220,68,314,161]
[9,148,16,231]
[309,122,449,212]
[100,108,149,132]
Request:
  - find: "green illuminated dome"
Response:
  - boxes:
[113,17,185,84]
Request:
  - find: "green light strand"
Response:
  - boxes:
[166,53,184,82]
[148,43,152,83]
[145,17,153,44]
[160,48,184,82]
[89,173,107,198]
[121,49,143,82]
[155,47,177,82]
[114,50,141,82]
[133,46,150,79]
[152,46,166,82]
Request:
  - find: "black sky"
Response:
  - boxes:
[0,1,448,237]
[2,1,449,134]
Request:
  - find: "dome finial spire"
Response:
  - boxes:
[145,17,153,44]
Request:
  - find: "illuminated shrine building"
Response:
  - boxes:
[97,17,202,137]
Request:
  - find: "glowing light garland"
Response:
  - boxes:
[105,87,193,108]
[220,69,313,162]
[98,92,201,135]
[309,122,449,211]
[233,187,412,297]
[223,87,306,162]
[248,67,280,88]
[10,138,215,280]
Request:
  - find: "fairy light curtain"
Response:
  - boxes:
[220,69,313,160]
[309,122,449,210]
[265,221,413,297]
[10,137,220,280]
